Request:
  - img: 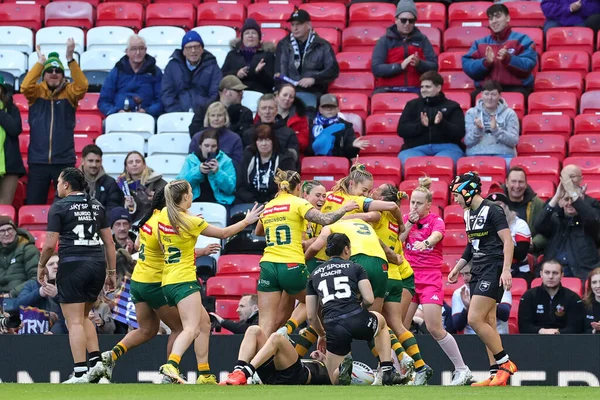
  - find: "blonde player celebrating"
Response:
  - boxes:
[157,180,263,383]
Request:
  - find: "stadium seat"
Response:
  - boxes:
[443,276,464,305]
[511,277,528,301]
[80,50,122,73]
[360,135,403,157]
[206,276,257,297]
[456,156,506,182]
[157,112,194,135]
[139,26,186,52]
[29,230,50,252]
[442,254,461,273]
[585,71,600,91]
[574,114,600,135]
[315,27,341,54]
[360,156,402,185]
[103,154,127,179]
[448,2,490,28]
[301,156,350,184]
[19,135,28,155]
[214,299,240,320]
[341,112,363,136]
[580,90,600,114]
[0,27,33,54]
[439,71,474,92]
[145,155,186,181]
[371,93,418,115]
[83,70,109,93]
[562,156,600,180]
[527,91,578,119]
[299,3,346,30]
[349,3,396,27]
[510,156,560,185]
[96,133,145,155]
[534,71,583,98]
[45,2,94,30]
[217,254,262,275]
[192,26,236,49]
[415,2,447,32]
[404,156,454,182]
[584,180,600,200]
[330,93,369,120]
[247,4,295,27]
[74,114,103,139]
[506,1,545,27]
[145,4,196,29]
[196,3,246,30]
[342,26,386,52]
[21,113,30,135]
[546,27,594,54]
[96,4,143,30]
[513,27,544,57]
[241,90,262,114]
[438,52,463,72]
[105,113,156,139]
[522,114,572,140]
[517,134,567,162]
[531,277,582,296]
[74,136,94,156]
[189,202,227,228]
[592,51,600,71]
[261,28,287,46]
[0,50,27,79]
[541,50,590,79]
[18,205,51,231]
[528,180,555,201]
[443,229,468,255]
[36,27,84,55]
[336,52,372,73]
[443,204,464,230]
[365,114,400,136]
[568,134,600,157]
[0,4,43,31]
[328,72,374,97]
[77,93,101,118]
[147,134,190,156]
[399,179,449,209]
[443,27,489,53]
[445,92,471,113]
[0,205,15,220]
[417,27,441,55]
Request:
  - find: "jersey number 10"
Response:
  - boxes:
[266,225,291,246]
[318,276,351,304]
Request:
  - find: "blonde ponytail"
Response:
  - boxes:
[331,162,373,194]
[413,175,433,203]
[164,180,192,234]
[274,169,301,193]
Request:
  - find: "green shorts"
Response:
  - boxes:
[258,261,309,295]
[384,275,416,303]
[351,254,388,298]
[306,258,323,274]
[162,281,201,307]
[130,280,168,310]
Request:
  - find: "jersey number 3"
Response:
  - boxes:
[318,276,351,304]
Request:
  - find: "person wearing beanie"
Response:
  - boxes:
[109,207,137,253]
[0,74,25,205]
[0,216,40,298]
[20,38,88,205]
[221,18,276,94]
[372,0,438,94]
[98,35,163,118]
[161,30,222,113]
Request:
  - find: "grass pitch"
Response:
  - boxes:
[0,384,594,400]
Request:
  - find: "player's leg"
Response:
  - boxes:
[156,305,183,357]
[61,302,90,383]
[276,292,296,331]
[254,332,298,371]
[382,299,414,379]
[257,262,283,335]
[397,287,431,384]
[82,301,105,382]
[194,305,216,384]
[325,351,346,385]
[221,325,269,385]
[403,301,420,331]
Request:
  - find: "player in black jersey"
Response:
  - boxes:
[37,167,117,384]
[448,172,517,387]
[306,233,401,386]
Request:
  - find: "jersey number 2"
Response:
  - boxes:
[318,276,351,304]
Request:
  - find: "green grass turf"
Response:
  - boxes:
[0,385,595,400]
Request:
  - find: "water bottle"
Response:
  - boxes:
[124,98,130,112]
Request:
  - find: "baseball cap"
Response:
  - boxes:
[486,191,510,205]
[218,75,248,91]
[287,9,311,23]
[319,94,339,107]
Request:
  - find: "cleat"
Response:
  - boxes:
[63,373,89,384]
[471,376,494,387]
[449,367,473,386]
[399,353,415,380]
[490,361,517,386]
[101,351,115,382]
[371,367,382,386]
[159,364,186,384]
[88,361,105,383]
[196,374,218,385]
[414,364,433,386]
[222,370,247,385]
[338,354,353,386]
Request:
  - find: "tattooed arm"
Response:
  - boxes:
[304,200,359,226]
[37,232,59,284]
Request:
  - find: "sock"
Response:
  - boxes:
[112,342,128,361]
[380,360,394,373]
[234,360,249,371]
[74,361,88,378]
[388,329,407,361]
[368,339,380,361]
[399,331,426,371]
[493,350,509,365]
[241,363,256,379]
[295,326,318,356]
[89,351,102,367]
[198,363,211,376]
[437,333,467,370]
[168,354,182,369]
[285,319,299,335]
[490,364,499,376]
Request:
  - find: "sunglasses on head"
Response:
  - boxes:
[399,17,416,25]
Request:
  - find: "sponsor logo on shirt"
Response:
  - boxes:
[263,204,291,216]
[158,222,176,235]
[141,224,153,235]
[287,263,299,270]
[388,222,399,234]
[430,294,440,301]
[537,304,544,314]
[382,263,388,272]
[326,194,344,204]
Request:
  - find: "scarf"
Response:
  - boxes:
[240,45,259,67]
[290,30,315,71]
[311,113,344,156]
[0,102,6,177]
[249,154,278,192]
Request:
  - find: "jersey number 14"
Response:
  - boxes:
[318,276,351,304]
[72,224,101,246]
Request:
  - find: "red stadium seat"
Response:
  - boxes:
[301,156,350,183]
[145,3,195,29]
[438,52,463,72]
[399,179,449,209]
[531,277,582,296]
[360,135,404,157]
[215,299,240,320]
[415,2,447,32]
[360,156,402,185]
[457,156,507,182]
[580,90,600,114]
[517,134,566,162]
[299,3,346,30]
[18,205,51,230]
[77,94,101,118]
[45,2,94,30]
[448,2,490,28]
[217,254,262,275]
[0,205,16,220]
[585,71,600,91]
[562,156,600,181]
[247,4,295,27]
[546,27,594,54]
[329,72,374,97]
[29,230,50,252]
[343,112,363,136]
[510,156,560,185]
[513,27,544,57]
[506,2,545,28]
[371,93,418,115]
[206,276,257,298]
[443,229,468,255]
[196,3,245,30]
[315,27,341,54]
[439,71,474,92]
[444,276,464,304]
[74,136,94,157]
[13,94,28,113]
[443,27,489,53]
[568,135,600,157]
[443,204,464,230]
[74,114,102,138]
[349,3,395,27]
[366,114,400,135]
[592,51,600,71]
[419,27,441,55]
[261,28,286,46]
[522,114,572,140]
[574,114,600,135]
[404,156,454,182]
[0,4,43,31]
[528,180,555,201]
[445,92,471,113]
[342,26,386,52]
[21,113,30,135]
[12,181,26,210]
[19,135,29,155]
[528,91,578,119]
[541,50,590,79]
[330,92,369,120]
[511,277,528,299]
[534,71,583,98]
[584,181,600,201]
[336,52,372,73]
[441,255,459,273]
[97,3,143,30]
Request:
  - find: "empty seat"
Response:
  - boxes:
[206,276,257,297]
[443,229,468,255]
[443,27,491,53]
[510,156,560,185]
[147,133,190,156]
[87,26,134,52]
[592,51,600,71]
[96,3,143,30]
[366,114,400,135]
[192,26,236,48]
[19,135,29,155]
[0,205,16,220]
[139,27,186,53]
[196,3,246,30]
[580,90,600,114]
[505,1,545,27]
[541,50,590,79]
[0,50,27,78]
[341,112,363,136]
[349,3,396,27]
[574,114,600,135]
[217,254,262,275]
[18,205,50,230]
[569,134,600,157]
[45,2,95,30]
[0,27,33,53]
[528,91,578,119]
[301,156,349,183]
[528,180,555,201]
[522,114,572,140]
[299,3,346,30]
[438,52,463,72]
[360,135,403,157]
[517,134,567,161]
[157,112,194,135]
[80,50,122,72]
[546,27,594,54]
[74,114,102,138]
[534,71,583,98]
[315,27,341,54]
[145,155,186,181]
[84,70,109,93]
[247,4,295,27]
[328,72,374,97]
[0,4,43,31]
[404,156,454,182]
[457,156,506,182]
[584,180,600,200]
[360,156,402,185]
[419,26,441,55]
[145,4,196,29]
[415,2,446,32]
[189,202,227,228]
[342,26,386,52]
[96,133,145,155]
[214,299,240,320]
[330,93,369,120]
[585,71,600,91]
[399,179,449,208]
[371,93,418,115]
[443,204,464,230]
[78,93,101,118]
[445,92,471,113]
[336,52,372,73]
[103,154,127,178]
[36,27,85,55]
[562,156,600,180]
[440,71,474,92]
[448,2,490,27]
[145,49,171,71]
[105,113,156,139]
[261,28,287,46]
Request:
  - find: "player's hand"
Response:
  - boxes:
[37,265,47,286]
[420,112,429,127]
[244,202,265,225]
[104,273,116,293]
[342,200,359,213]
[310,350,326,362]
[195,243,221,257]
[485,46,495,64]
[447,267,460,284]
[36,45,46,65]
[317,336,327,354]
[500,269,512,291]
[66,38,75,61]
[412,241,428,251]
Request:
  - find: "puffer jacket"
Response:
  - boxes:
[221,39,276,94]
[176,150,236,205]
[465,98,519,157]
[0,229,40,297]
[21,60,88,165]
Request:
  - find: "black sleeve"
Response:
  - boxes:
[220,319,251,334]
[438,103,466,142]
[356,264,369,282]
[340,123,359,159]
[513,241,530,262]
[96,203,110,229]
[306,277,316,296]
[559,293,585,334]
[572,197,600,237]
[47,203,62,233]
[534,202,557,237]
[461,242,473,262]
[490,204,509,231]
[189,106,207,138]
[397,101,423,139]
[518,290,541,334]
[0,104,22,138]
[220,51,238,77]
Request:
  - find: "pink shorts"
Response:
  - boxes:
[411,268,443,306]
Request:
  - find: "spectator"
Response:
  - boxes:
[242,94,299,162]
[116,151,167,223]
[221,19,276,94]
[397,71,465,165]
[21,40,88,205]
[188,75,254,137]
[89,297,115,334]
[275,10,340,100]
[464,80,519,166]
[463,4,537,100]
[274,84,309,153]
[162,31,222,113]
[583,268,600,334]
[110,207,137,254]
[236,124,296,204]
[306,94,369,159]
[372,0,438,94]
[562,163,600,216]
[177,128,236,205]
[98,35,163,118]
[541,0,600,34]
[534,174,600,279]
[210,294,259,334]
[189,102,243,172]
[518,259,585,334]
[451,263,512,334]
[0,76,24,205]
[80,144,124,211]
[0,217,39,298]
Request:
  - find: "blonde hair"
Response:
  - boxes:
[274,169,301,194]
[331,163,373,194]
[203,101,231,128]
[412,175,433,203]
[123,151,152,186]
[164,180,192,234]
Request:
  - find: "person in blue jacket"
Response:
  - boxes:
[98,35,163,118]
[176,127,236,205]
[161,31,222,113]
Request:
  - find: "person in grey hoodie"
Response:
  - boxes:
[464,80,519,166]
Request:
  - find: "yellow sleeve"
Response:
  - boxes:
[66,60,89,107]
[297,198,314,218]
[189,215,209,236]
[351,195,366,212]
[20,63,44,104]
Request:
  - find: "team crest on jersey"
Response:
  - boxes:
[388,222,399,234]
[158,222,176,234]
[141,224,153,235]
[478,280,491,292]
[381,263,388,272]
[326,194,344,204]
[555,304,565,317]
[263,204,290,216]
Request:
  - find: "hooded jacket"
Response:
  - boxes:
[542,0,600,27]
[221,39,276,94]
[161,49,222,113]
[176,150,236,205]
[372,25,438,89]
[465,98,519,157]
[0,228,40,297]
[98,55,163,117]
[0,101,25,176]
[81,166,125,211]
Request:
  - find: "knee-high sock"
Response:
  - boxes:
[399,331,425,371]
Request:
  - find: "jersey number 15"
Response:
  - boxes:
[318,276,351,304]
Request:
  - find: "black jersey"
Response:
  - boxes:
[306,257,368,323]
[462,199,509,271]
[302,360,332,385]
[47,194,109,260]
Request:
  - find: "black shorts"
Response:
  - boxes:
[323,308,379,356]
[57,260,106,304]
[303,360,331,385]
[256,356,308,385]
[470,265,504,303]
